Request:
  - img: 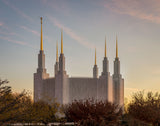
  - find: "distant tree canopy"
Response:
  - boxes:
[30,100,59,125]
[0,79,25,123]
[128,91,160,126]
[63,99,122,126]
[0,79,59,125]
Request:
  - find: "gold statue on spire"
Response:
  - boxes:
[56,41,58,62]
[61,29,63,54]
[40,17,43,51]
[105,36,107,57]
[95,48,96,65]
[116,35,118,58]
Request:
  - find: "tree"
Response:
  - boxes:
[0,79,60,125]
[0,79,27,125]
[14,93,33,123]
[30,100,59,126]
[63,99,122,126]
[128,91,160,126]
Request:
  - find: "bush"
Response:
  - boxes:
[63,99,122,126]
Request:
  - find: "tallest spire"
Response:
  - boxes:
[93,48,98,78]
[116,36,118,58]
[40,17,43,51]
[95,48,96,65]
[105,36,107,57]
[61,29,63,54]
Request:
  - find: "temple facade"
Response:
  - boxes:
[34,18,124,107]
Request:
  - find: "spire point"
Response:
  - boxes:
[40,17,43,51]
[61,29,63,54]
[116,35,118,58]
[56,41,58,62]
[105,36,107,57]
[95,48,96,65]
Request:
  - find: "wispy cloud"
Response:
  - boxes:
[0,22,22,37]
[0,22,10,31]
[0,22,3,26]
[20,26,39,36]
[20,25,51,43]
[0,36,35,48]
[48,16,96,50]
[0,30,19,36]
[103,0,160,24]
[43,0,71,16]
[2,0,33,22]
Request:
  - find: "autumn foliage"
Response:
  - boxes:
[0,79,59,125]
[63,99,122,126]
[128,91,160,126]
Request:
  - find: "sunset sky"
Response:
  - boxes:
[1,0,160,99]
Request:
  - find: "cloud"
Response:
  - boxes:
[20,26,39,36]
[0,22,11,31]
[0,30,18,36]
[0,36,34,48]
[2,0,33,22]
[48,16,96,50]
[43,0,71,16]
[20,25,51,43]
[0,23,23,38]
[103,0,160,24]
[0,22,3,26]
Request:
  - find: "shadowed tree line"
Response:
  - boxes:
[0,79,160,126]
[62,99,122,126]
[126,91,160,126]
[0,79,59,126]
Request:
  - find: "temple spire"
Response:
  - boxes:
[56,41,58,62]
[116,36,118,58]
[40,17,43,51]
[95,48,96,65]
[61,29,63,54]
[105,36,107,57]
[93,48,98,78]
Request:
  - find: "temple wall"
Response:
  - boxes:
[55,72,69,104]
[97,77,107,101]
[69,78,98,102]
[43,78,55,103]
[35,74,122,105]
[98,74,113,102]
[112,74,124,106]
[34,73,43,102]
[119,78,124,106]
[34,72,49,102]
[108,76,113,102]
[55,74,63,104]
[62,74,69,104]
